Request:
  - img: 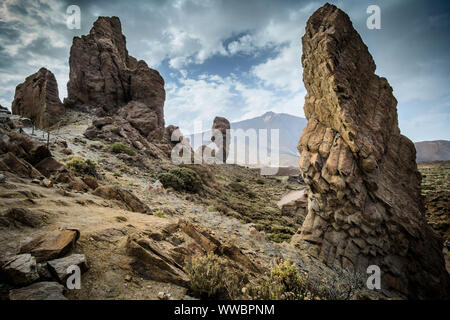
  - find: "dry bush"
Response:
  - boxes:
[184,253,247,299]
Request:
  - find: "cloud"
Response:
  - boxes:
[165,73,305,135]
[0,0,448,142]
[227,34,256,55]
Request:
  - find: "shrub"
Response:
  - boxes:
[255,178,265,185]
[185,253,246,299]
[228,182,248,193]
[66,157,97,177]
[268,233,292,243]
[247,260,308,300]
[111,143,136,156]
[247,260,365,300]
[246,191,257,199]
[153,209,165,218]
[157,167,202,192]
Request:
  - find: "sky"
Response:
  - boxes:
[0,0,449,141]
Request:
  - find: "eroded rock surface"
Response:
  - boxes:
[293,3,449,299]
[67,16,165,140]
[1,254,39,286]
[211,116,230,163]
[9,281,67,300]
[12,68,65,129]
[19,229,80,262]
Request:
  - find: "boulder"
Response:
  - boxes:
[164,125,183,145]
[211,116,230,163]
[1,254,39,285]
[82,176,99,190]
[0,207,50,228]
[126,234,189,286]
[47,254,88,283]
[118,101,162,140]
[9,281,67,300]
[293,3,449,299]
[11,68,65,129]
[93,185,149,213]
[144,180,166,195]
[28,144,52,166]
[19,229,80,262]
[66,16,165,140]
[34,157,65,178]
[0,152,42,178]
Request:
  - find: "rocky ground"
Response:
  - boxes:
[0,109,322,300]
[1,109,447,300]
[2,4,449,300]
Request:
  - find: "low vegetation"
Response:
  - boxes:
[158,167,203,193]
[418,161,450,239]
[246,260,365,300]
[111,142,136,156]
[184,253,246,299]
[187,164,303,243]
[66,157,97,177]
[247,260,309,300]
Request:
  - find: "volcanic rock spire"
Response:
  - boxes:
[211,116,230,164]
[293,3,449,299]
[66,16,165,140]
[12,68,65,129]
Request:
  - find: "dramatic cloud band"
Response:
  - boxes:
[0,0,449,141]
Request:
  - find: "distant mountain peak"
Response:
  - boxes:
[262,111,276,122]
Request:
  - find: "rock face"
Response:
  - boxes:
[11,68,65,129]
[47,254,88,283]
[211,117,230,163]
[19,229,80,262]
[294,3,449,299]
[93,185,150,213]
[67,16,165,140]
[1,254,39,285]
[9,281,67,300]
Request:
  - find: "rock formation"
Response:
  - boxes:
[293,3,449,299]
[11,68,65,129]
[66,16,165,140]
[211,116,230,163]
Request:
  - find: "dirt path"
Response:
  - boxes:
[277,189,305,208]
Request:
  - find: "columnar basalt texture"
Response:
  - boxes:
[67,16,165,140]
[294,3,449,299]
[12,68,65,129]
[211,116,230,164]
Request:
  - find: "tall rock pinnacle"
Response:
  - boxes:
[211,116,230,164]
[293,3,449,298]
[66,16,165,140]
[12,68,65,129]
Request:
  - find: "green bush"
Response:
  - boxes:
[111,143,136,156]
[66,157,97,177]
[185,253,246,299]
[248,260,308,300]
[255,178,265,185]
[228,182,248,193]
[157,167,203,193]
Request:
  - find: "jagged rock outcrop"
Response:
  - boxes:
[67,16,165,140]
[19,229,80,262]
[93,185,150,213]
[11,68,65,129]
[0,105,10,115]
[292,3,449,299]
[211,116,230,163]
